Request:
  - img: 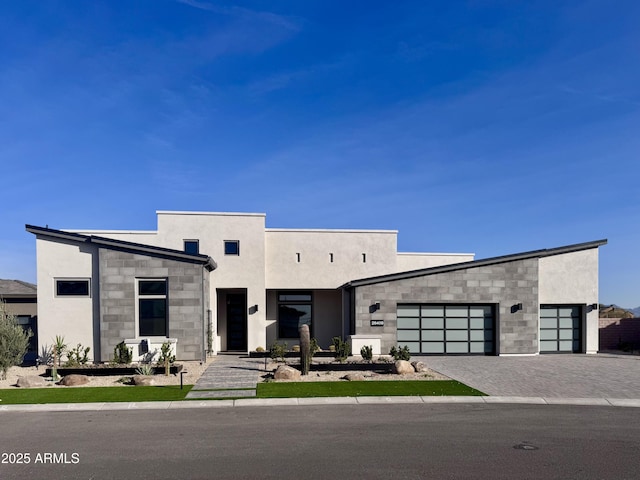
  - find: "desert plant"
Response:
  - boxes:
[53,335,67,366]
[310,338,320,356]
[331,336,350,363]
[389,345,411,361]
[135,363,154,376]
[157,341,175,376]
[65,343,91,366]
[360,345,373,362]
[255,346,265,353]
[113,341,133,365]
[299,324,311,376]
[38,344,54,366]
[269,341,287,363]
[0,300,31,380]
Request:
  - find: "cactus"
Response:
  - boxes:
[299,324,311,375]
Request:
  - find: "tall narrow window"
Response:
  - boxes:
[138,279,168,337]
[278,291,312,339]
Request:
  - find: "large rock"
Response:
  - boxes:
[274,365,301,380]
[411,361,428,373]
[133,375,156,386]
[58,374,90,386]
[393,360,414,375]
[16,375,47,388]
[342,373,365,382]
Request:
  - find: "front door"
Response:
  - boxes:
[226,293,247,351]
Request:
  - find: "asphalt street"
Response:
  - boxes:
[1,404,639,479]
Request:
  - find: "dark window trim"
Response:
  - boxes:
[224,240,240,256]
[137,278,168,338]
[55,278,91,297]
[184,239,199,255]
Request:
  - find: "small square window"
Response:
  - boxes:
[224,240,240,255]
[184,240,199,255]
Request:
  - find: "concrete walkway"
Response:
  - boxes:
[186,354,267,399]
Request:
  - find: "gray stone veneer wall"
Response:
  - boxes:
[353,258,539,355]
[99,249,208,361]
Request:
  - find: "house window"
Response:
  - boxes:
[278,291,312,339]
[184,240,199,255]
[224,240,240,255]
[138,279,168,337]
[56,279,90,297]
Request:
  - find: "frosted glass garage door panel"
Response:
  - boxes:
[399,342,420,352]
[422,306,444,317]
[422,318,444,329]
[559,330,573,340]
[421,342,444,353]
[397,317,420,329]
[540,317,557,329]
[446,342,469,353]
[447,318,467,329]
[559,318,574,329]
[447,307,468,317]
[447,330,468,341]
[540,341,558,351]
[559,307,579,317]
[540,330,558,340]
[469,342,485,353]
[470,330,486,341]
[469,306,492,318]
[397,305,420,317]
[540,309,558,317]
[397,330,420,341]
[559,340,573,351]
[422,330,444,341]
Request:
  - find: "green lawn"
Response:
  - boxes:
[257,380,485,398]
[0,385,193,405]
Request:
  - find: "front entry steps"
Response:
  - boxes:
[186,355,264,399]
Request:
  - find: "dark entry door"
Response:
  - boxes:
[226,293,247,351]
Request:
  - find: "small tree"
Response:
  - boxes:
[0,300,31,380]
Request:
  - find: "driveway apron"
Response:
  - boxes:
[187,355,266,399]
[424,354,640,398]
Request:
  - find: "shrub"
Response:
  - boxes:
[269,341,287,363]
[53,335,67,366]
[65,343,91,366]
[255,346,265,352]
[38,344,54,366]
[0,300,31,380]
[389,345,411,361]
[136,363,154,376]
[113,341,133,365]
[310,338,320,356]
[360,345,373,362]
[331,337,350,363]
[157,341,175,376]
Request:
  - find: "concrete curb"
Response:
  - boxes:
[2,396,640,412]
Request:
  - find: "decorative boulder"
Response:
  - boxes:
[393,360,414,375]
[274,365,301,380]
[16,375,47,388]
[133,375,156,386]
[411,361,428,373]
[342,373,365,382]
[58,374,90,386]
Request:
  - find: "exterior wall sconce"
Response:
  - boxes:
[590,303,599,310]
[249,305,258,314]
[511,303,523,314]
[369,302,381,313]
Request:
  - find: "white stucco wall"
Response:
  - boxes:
[35,237,97,361]
[265,229,399,289]
[539,249,600,354]
[396,252,474,271]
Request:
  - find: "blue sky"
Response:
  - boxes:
[1,1,638,306]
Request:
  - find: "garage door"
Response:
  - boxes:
[397,304,495,354]
[540,306,581,353]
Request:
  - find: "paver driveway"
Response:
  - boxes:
[424,354,640,398]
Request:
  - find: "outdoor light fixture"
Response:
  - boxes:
[370,302,381,313]
[249,305,259,314]
[590,303,598,310]
[511,303,523,313]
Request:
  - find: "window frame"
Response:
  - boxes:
[136,278,168,338]
[55,278,91,297]
[183,239,199,255]
[224,240,240,256]
[277,290,313,339]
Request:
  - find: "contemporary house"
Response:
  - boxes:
[0,279,38,363]
[26,211,606,362]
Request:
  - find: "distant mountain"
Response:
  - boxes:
[631,307,640,317]
[600,305,636,318]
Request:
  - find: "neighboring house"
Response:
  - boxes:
[0,279,38,364]
[26,211,606,362]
